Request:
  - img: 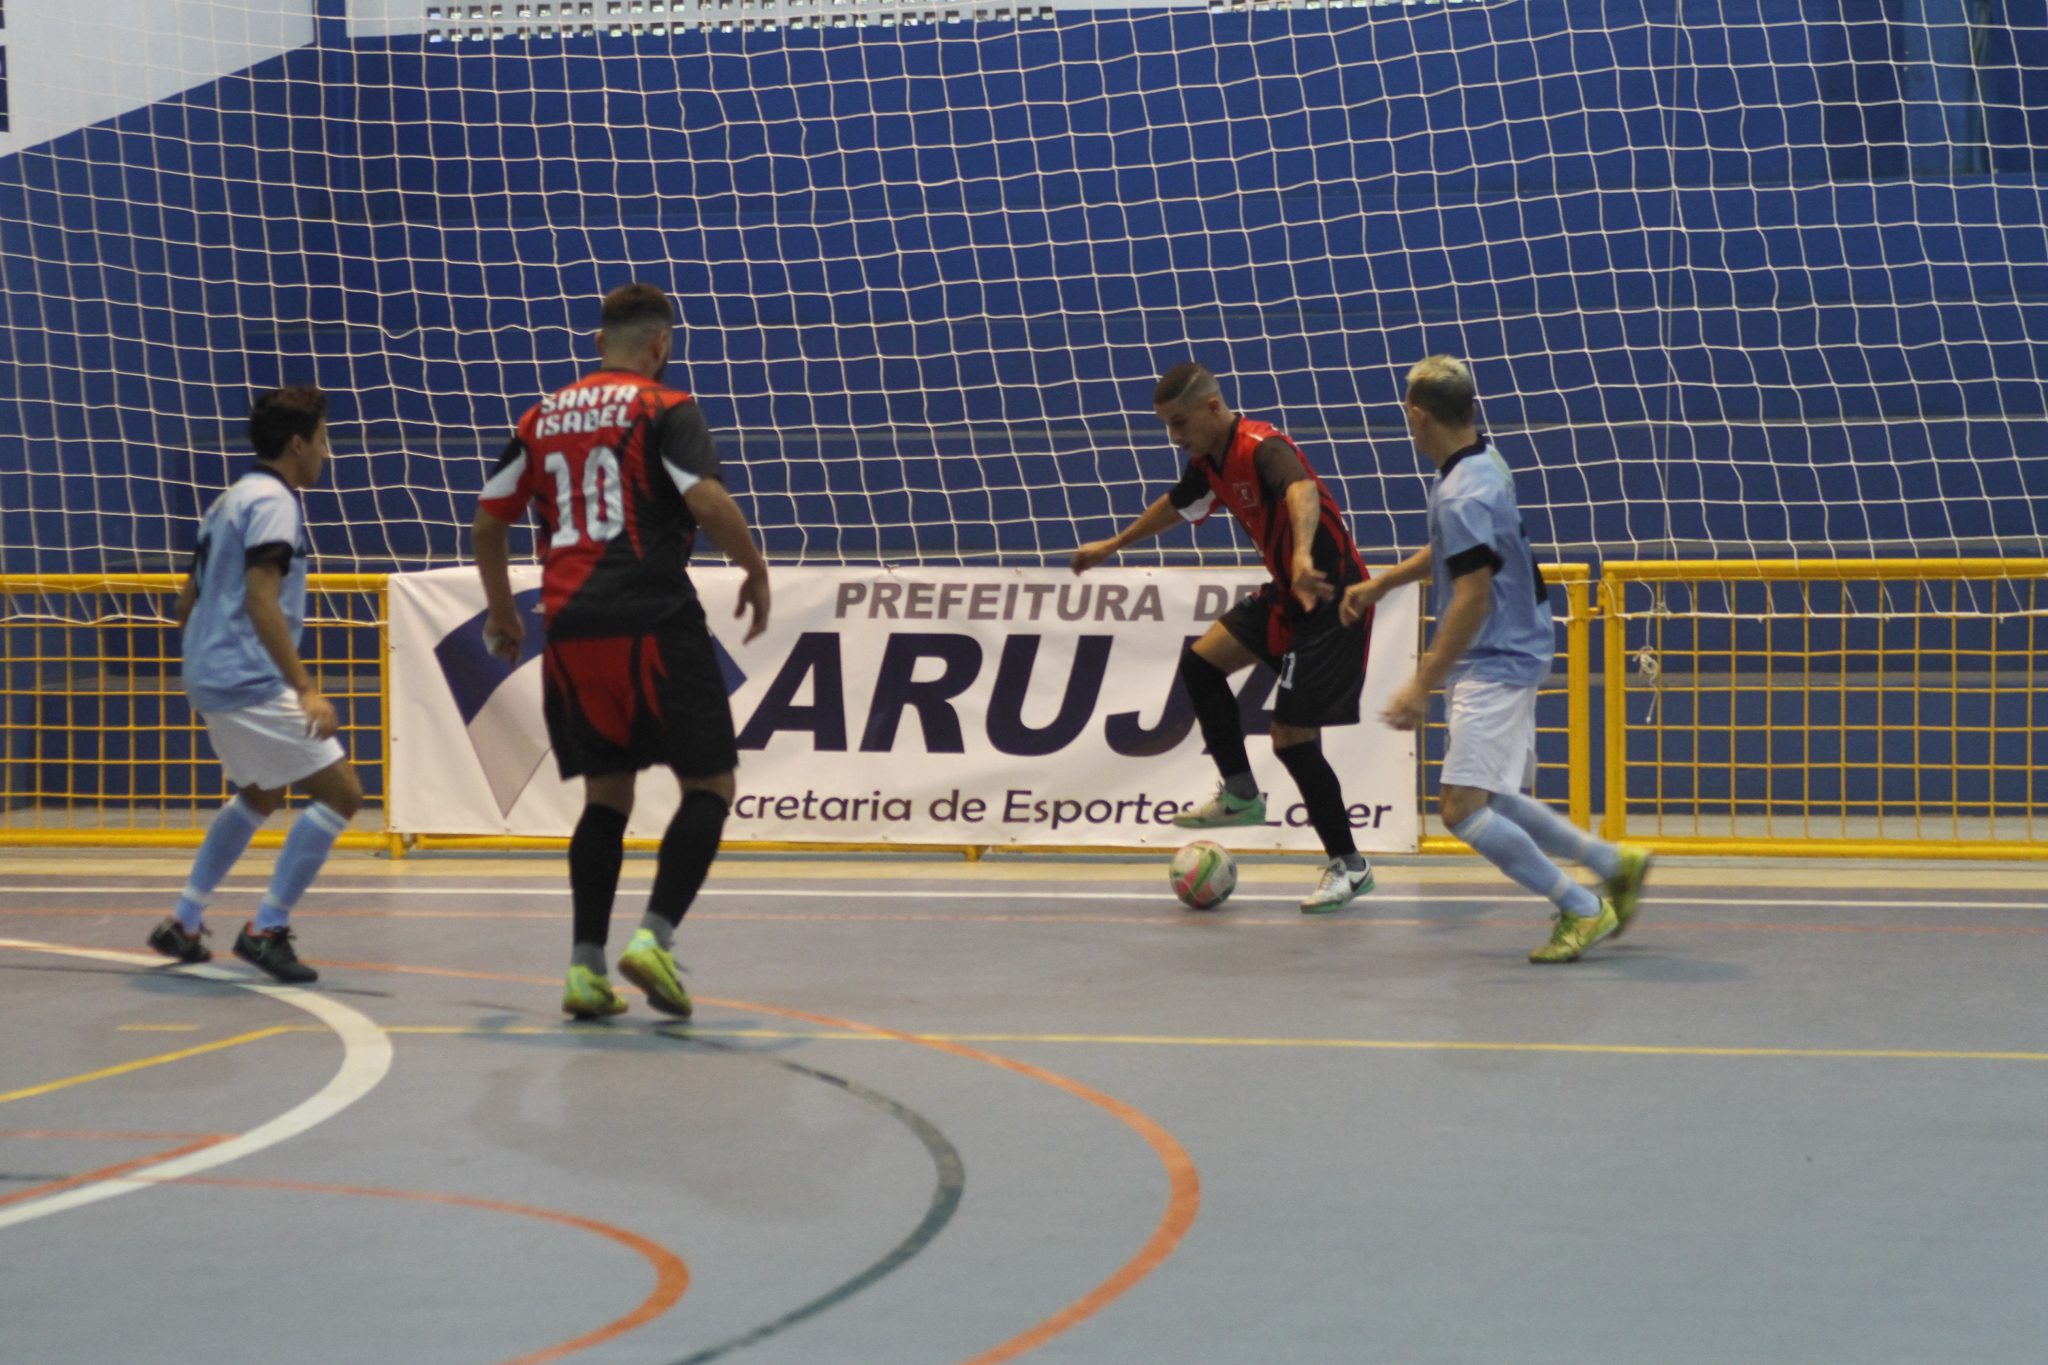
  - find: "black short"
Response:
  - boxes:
[1218,583,1370,728]
[542,612,738,780]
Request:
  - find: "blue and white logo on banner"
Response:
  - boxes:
[430,588,746,815]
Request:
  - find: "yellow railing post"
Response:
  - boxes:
[377,578,404,859]
[1600,575,1628,843]
[1565,570,1592,831]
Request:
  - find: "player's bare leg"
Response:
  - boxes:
[1173,622,1267,828]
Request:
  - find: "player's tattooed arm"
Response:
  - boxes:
[1072,494,1182,574]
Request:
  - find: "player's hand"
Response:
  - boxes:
[1070,540,1117,575]
[1291,553,1332,611]
[482,609,525,663]
[1381,679,1427,732]
[300,687,340,741]
[1340,578,1386,628]
[736,567,770,643]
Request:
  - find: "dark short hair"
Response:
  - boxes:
[1154,361,1219,407]
[601,282,675,339]
[1405,355,1477,425]
[248,386,328,461]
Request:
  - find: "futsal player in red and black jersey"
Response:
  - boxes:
[472,283,771,1019]
[1072,361,1376,912]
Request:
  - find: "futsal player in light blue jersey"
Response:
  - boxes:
[1342,356,1651,962]
[146,386,364,983]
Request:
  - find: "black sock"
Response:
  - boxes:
[1274,739,1357,859]
[569,802,629,952]
[1178,647,1252,784]
[646,789,730,930]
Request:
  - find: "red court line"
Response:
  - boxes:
[0,1128,230,1141]
[724,995,1202,1365]
[0,1136,225,1211]
[312,957,1201,1365]
[178,1175,690,1365]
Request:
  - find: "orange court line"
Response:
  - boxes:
[0,1136,226,1211]
[722,995,1202,1365]
[0,1128,231,1142]
[177,1176,690,1365]
[310,957,1200,1365]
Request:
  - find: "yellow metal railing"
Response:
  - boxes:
[0,574,398,852]
[6,562,2043,859]
[1600,559,2048,859]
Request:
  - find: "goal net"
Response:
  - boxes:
[4,0,2046,576]
[2,0,2046,846]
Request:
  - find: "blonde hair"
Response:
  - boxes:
[1405,355,1477,425]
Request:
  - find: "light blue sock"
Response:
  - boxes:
[1451,804,1601,919]
[176,797,269,931]
[1489,791,1623,882]
[255,802,350,932]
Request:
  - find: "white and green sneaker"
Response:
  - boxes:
[1173,786,1267,829]
[1300,858,1375,914]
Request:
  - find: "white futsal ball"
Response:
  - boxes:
[1168,839,1237,911]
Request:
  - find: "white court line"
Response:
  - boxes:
[2,885,2048,913]
[0,939,394,1231]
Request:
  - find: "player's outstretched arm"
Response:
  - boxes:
[244,561,336,739]
[1072,494,1181,574]
[685,479,771,643]
[1383,564,1489,731]
[471,508,525,663]
[1340,546,1432,627]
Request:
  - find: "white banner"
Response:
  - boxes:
[389,566,1420,851]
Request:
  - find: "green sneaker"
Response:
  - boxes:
[1530,900,1621,964]
[1605,845,1653,937]
[563,964,628,1020]
[1173,786,1267,829]
[618,928,693,1018]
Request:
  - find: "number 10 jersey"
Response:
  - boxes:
[480,368,722,638]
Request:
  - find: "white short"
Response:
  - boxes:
[1440,676,1539,795]
[200,689,346,791]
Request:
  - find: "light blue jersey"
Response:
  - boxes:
[1427,437,1554,686]
[181,467,310,713]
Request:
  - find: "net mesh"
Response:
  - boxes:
[3,1,2046,575]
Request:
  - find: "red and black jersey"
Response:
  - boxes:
[478,368,722,638]
[1167,417,1366,593]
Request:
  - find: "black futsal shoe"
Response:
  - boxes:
[147,917,213,964]
[233,923,319,984]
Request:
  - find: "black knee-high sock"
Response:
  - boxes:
[1274,739,1357,859]
[646,789,730,931]
[1179,647,1252,782]
[569,802,629,951]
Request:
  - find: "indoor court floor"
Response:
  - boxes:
[3,848,2046,1365]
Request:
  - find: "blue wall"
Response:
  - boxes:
[3,0,2047,574]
